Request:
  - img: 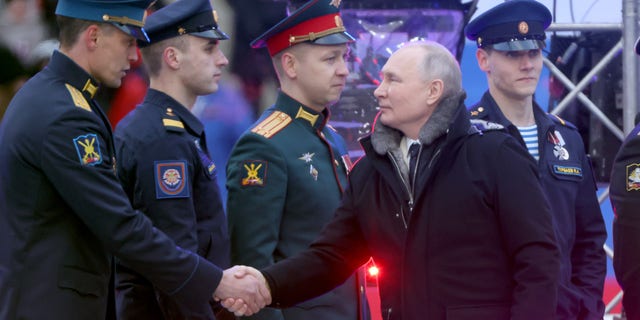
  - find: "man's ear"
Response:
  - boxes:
[85,25,101,50]
[426,79,444,105]
[281,51,297,79]
[476,48,490,72]
[163,47,180,69]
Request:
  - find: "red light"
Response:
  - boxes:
[368,265,379,277]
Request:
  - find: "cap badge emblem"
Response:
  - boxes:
[518,21,529,35]
[330,0,341,8]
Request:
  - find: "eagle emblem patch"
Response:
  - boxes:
[73,133,102,166]
[155,160,190,198]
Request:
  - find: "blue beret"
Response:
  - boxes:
[142,0,228,47]
[465,0,551,51]
[56,0,154,42]
[251,0,355,56]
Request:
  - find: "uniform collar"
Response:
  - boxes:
[479,91,555,132]
[144,89,204,135]
[48,50,100,100]
[275,91,329,131]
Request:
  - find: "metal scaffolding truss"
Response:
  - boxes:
[545,0,639,315]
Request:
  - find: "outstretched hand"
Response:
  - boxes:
[214,265,271,316]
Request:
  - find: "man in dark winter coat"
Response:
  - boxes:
[223,41,560,320]
[466,2,607,319]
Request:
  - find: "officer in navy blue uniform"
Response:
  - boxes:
[466,1,607,319]
[226,0,361,319]
[113,0,233,319]
[609,37,640,320]
[0,1,267,319]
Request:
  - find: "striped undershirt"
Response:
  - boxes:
[517,124,539,161]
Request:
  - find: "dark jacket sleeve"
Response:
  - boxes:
[571,153,607,319]
[611,130,640,319]
[41,108,222,307]
[490,135,560,319]
[261,161,371,308]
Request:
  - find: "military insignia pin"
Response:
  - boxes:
[154,160,190,199]
[549,130,569,160]
[329,0,341,8]
[299,152,315,163]
[309,164,318,181]
[626,163,640,191]
[242,160,267,187]
[73,133,103,166]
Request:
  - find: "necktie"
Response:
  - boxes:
[408,143,420,186]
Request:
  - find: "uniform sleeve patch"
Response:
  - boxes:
[154,160,190,199]
[241,160,267,187]
[73,133,103,166]
[626,163,640,191]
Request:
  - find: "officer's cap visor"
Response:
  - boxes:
[311,32,355,45]
[112,23,149,42]
[491,39,546,51]
[191,29,230,41]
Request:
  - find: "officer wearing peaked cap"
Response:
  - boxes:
[465,0,551,52]
[466,1,607,319]
[55,0,153,42]
[139,0,229,47]
[0,0,245,318]
[113,0,237,319]
[226,0,361,319]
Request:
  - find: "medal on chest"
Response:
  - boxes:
[299,152,318,181]
[548,130,569,160]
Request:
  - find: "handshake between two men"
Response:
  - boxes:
[214,266,271,316]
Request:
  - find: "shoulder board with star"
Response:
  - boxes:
[162,107,185,132]
[468,105,487,118]
[470,119,504,132]
[64,83,91,112]
[548,113,577,130]
[251,111,292,139]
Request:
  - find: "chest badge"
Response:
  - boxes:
[299,152,319,180]
[549,130,569,160]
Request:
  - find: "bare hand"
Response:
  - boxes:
[214,265,271,316]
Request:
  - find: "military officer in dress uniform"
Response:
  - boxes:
[609,37,640,320]
[0,1,268,319]
[225,0,360,319]
[113,0,234,319]
[466,1,607,319]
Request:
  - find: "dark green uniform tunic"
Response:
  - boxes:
[226,92,358,320]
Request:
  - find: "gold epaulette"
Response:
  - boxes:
[550,113,566,126]
[162,107,185,132]
[251,111,292,138]
[65,84,91,112]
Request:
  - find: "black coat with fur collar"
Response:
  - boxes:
[262,91,560,320]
